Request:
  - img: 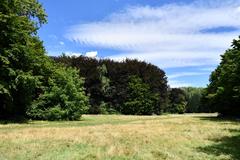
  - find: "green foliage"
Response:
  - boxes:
[98,64,110,94]
[203,37,240,116]
[54,56,168,115]
[43,106,66,121]
[167,88,187,114]
[88,64,111,114]
[0,0,89,120]
[182,87,204,113]
[123,76,159,115]
[173,104,186,114]
[0,0,47,118]
[98,101,118,114]
[27,66,89,120]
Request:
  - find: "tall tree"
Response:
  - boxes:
[203,37,240,116]
[0,0,47,118]
[0,0,89,120]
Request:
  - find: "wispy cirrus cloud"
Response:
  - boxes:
[168,72,209,79]
[65,0,240,86]
[168,71,210,87]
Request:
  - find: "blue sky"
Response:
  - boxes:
[38,0,240,87]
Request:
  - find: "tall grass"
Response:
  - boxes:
[0,114,239,160]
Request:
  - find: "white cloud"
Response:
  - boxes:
[168,80,192,88]
[65,0,240,87]
[199,67,216,72]
[168,72,209,79]
[66,1,240,68]
[65,51,82,57]
[59,41,65,45]
[63,51,98,58]
[107,51,220,68]
[85,51,98,58]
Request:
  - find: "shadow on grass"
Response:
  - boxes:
[197,118,240,159]
[0,117,28,124]
[195,115,240,124]
[198,129,240,159]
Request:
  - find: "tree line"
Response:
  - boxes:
[53,56,168,115]
[53,55,205,115]
[1,0,239,121]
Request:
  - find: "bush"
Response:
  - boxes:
[175,103,187,114]
[27,66,89,120]
[45,106,66,121]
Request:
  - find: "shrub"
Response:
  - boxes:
[27,66,89,120]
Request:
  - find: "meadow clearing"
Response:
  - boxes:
[0,114,239,160]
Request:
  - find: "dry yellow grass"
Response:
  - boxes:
[0,114,239,160]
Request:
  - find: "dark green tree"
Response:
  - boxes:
[203,37,240,116]
[167,88,187,114]
[54,56,168,115]
[123,76,159,115]
[97,64,113,114]
[0,0,47,118]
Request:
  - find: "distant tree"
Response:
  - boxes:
[123,76,159,115]
[89,64,112,114]
[100,58,168,114]
[202,37,240,116]
[182,87,204,113]
[53,56,168,115]
[167,88,187,114]
[98,64,110,94]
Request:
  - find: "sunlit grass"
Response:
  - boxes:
[0,113,239,160]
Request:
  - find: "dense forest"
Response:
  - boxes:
[0,0,240,121]
[53,55,205,115]
[53,56,168,115]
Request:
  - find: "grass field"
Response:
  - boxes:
[0,114,240,160]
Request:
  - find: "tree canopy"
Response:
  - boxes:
[202,37,240,116]
[53,56,168,115]
[166,88,187,114]
[0,0,89,120]
[182,87,204,113]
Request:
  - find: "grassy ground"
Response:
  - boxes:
[0,114,240,160]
